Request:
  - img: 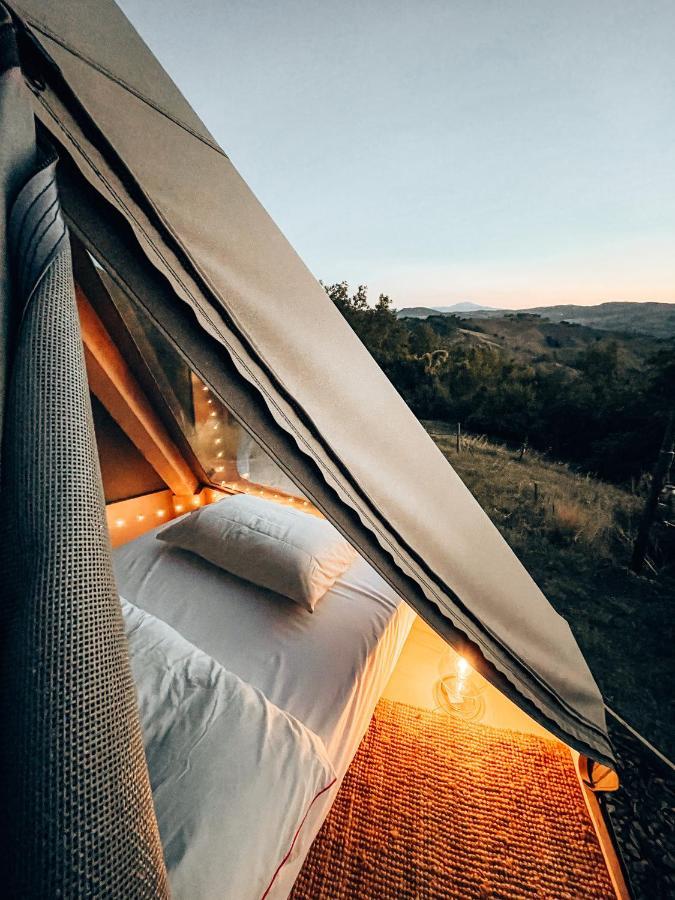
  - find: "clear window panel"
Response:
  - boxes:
[96,264,305,501]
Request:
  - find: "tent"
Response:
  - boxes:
[0,1,635,895]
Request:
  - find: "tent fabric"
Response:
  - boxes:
[0,11,168,892]
[8,0,614,765]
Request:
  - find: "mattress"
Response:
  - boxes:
[113,520,415,896]
[114,520,414,754]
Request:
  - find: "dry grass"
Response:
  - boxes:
[422,420,675,758]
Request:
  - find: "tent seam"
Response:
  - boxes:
[18,10,226,159]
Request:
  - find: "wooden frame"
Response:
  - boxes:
[76,283,198,497]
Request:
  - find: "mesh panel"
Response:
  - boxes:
[0,236,168,896]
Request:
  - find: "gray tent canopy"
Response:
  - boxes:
[8,0,613,766]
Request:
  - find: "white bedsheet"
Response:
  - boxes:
[122,599,336,900]
[113,521,415,897]
[113,521,414,757]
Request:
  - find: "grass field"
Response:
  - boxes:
[423,420,675,758]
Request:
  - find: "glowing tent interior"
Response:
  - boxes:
[2,1,664,897]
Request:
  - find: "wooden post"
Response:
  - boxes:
[456,422,461,453]
[631,410,675,574]
[533,481,539,503]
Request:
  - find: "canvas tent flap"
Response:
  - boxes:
[9,0,614,765]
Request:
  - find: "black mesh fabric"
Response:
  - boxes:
[0,39,168,890]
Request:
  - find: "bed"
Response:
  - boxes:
[113,519,416,898]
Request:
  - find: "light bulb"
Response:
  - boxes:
[136,514,145,522]
[115,519,125,528]
[156,509,166,518]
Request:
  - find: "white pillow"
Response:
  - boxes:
[157,494,357,611]
[122,598,336,900]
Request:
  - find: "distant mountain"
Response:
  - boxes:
[400,300,675,338]
[397,301,498,318]
[474,301,675,338]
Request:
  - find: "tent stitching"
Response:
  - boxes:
[16,9,227,159]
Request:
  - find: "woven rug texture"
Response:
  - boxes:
[291,699,614,899]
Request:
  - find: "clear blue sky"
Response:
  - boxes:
[119,0,674,309]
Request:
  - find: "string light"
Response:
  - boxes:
[175,504,184,512]
[214,438,222,444]
[215,466,224,473]
[115,518,125,528]
[156,509,167,518]
[136,514,145,522]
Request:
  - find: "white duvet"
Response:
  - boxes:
[122,599,336,900]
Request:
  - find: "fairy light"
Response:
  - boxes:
[156,509,167,518]
[175,504,184,512]
[136,514,145,522]
[215,466,224,473]
[201,385,209,392]
[115,518,125,528]
[216,451,224,458]
[214,438,222,445]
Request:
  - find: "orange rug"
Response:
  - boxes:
[291,699,614,899]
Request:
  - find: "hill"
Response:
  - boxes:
[455,313,655,373]
[325,280,675,484]
[424,421,674,757]
[398,301,497,317]
[401,300,675,338]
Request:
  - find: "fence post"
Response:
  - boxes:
[631,410,675,574]
[456,422,461,454]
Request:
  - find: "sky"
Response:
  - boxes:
[118,0,674,310]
